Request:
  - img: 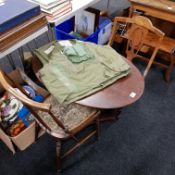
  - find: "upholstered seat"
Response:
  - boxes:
[38,95,97,138]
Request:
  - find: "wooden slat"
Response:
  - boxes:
[61,130,97,159]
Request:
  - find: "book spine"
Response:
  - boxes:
[0,15,47,51]
[34,0,68,9]
[46,7,72,22]
[47,4,72,17]
[42,1,71,14]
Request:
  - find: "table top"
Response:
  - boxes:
[130,0,175,13]
[77,60,145,109]
[49,0,101,26]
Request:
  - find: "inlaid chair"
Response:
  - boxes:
[0,69,100,174]
[108,15,165,78]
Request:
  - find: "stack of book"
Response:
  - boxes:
[0,0,41,33]
[0,0,48,52]
[0,14,47,51]
[29,0,72,22]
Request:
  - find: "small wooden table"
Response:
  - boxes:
[129,0,175,82]
[129,0,175,23]
[77,60,145,109]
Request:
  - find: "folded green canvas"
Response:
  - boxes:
[63,43,94,63]
[35,40,131,104]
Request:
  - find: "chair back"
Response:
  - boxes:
[31,55,43,82]
[0,70,50,111]
[0,69,70,134]
[109,15,165,77]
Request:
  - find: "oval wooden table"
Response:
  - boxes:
[32,56,144,121]
[77,60,145,109]
[32,56,144,109]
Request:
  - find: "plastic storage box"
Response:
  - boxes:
[97,16,112,45]
[55,16,112,44]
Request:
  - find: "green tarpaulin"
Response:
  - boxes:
[35,40,130,104]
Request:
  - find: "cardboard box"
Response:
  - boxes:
[10,121,36,151]
[0,69,49,153]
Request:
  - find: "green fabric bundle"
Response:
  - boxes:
[35,40,131,104]
[63,43,94,63]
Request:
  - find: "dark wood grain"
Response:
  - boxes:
[77,60,144,109]
[129,0,175,81]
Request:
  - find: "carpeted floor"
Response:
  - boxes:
[1,46,175,175]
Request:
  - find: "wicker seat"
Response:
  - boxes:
[38,95,98,138]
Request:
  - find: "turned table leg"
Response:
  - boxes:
[56,140,62,175]
[165,55,175,82]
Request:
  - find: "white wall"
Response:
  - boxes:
[93,0,130,17]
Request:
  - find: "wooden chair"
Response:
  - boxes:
[0,69,100,174]
[108,15,165,78]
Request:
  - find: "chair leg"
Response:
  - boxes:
[165,56,174,82]
[56,140,62,175]
[35,122,40,141]
[96,118,100,140]
[115,108,122,119]
[126,51,135,62]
